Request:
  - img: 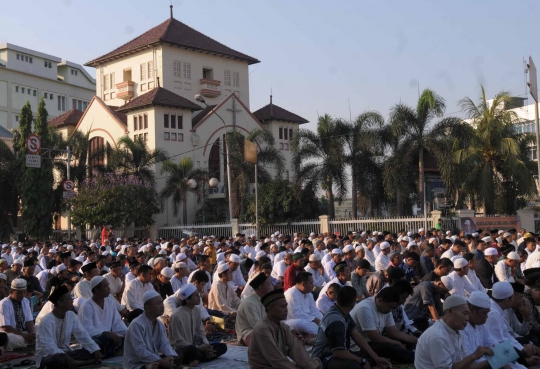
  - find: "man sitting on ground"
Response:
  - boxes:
[163,270,211,324]
[36,285,103,368]
[249,289,323,369]
[284,271,322,336]
[0,279,35,351]
[169,284,227,367]
[404,277,452,323]
[121,264,155,321]
[170,262,188,293]
[73,262,99,300]
[316,283,341,315]
[78,276,127,358]
[208,263,241,313]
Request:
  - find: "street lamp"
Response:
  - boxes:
[195,94,234,223]
[188,177,219,224]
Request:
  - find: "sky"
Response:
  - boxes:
[2,0,539,132]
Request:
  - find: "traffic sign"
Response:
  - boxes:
[63,191,76,199]
[62,180,75,191]
[26,134,41,154]
[26,154,41,168]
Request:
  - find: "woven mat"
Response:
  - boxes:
[0,352,32,363]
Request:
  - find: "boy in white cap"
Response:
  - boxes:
[170,262,188,293]
[0,279,35,350]
[447,258,477,298]
[495,251,519,282]
[324,248,342,279]
[151,266,174,299]
[121,265,155,319]
[208,263,241,313]
[169,284,228,366]
[123,290,177,369]
[78,276,127,358]
[374,242,391,272]
[304,254,330,292]
[415,294,494,369]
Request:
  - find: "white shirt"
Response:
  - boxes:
[462,322,498,363]
[1,253,13,266]
[36,311,100,368]
[363,247,376,266]
[374,253,390,272]
[494,260,515,282]
[316,292,335,315]
[415,319,468,369]
[447,271,477,297]
[241,246,256,259]
[121,279,155,311]
[73,279,93,300]
[187,269,212,293]
[170,275,187,293]
[373,244,381,258]
[323,259,337,279]
[321,253,332,266]
[304,265,329,288]
[350,296,395,342]
[0,297,33,329]
[78,297,127,337]
[525,250,540,269]
[271,260,288,279]
[486,299,523,350]
[125,272,137,284]
[284,285,322,321]
[104,273,123,296]
[36,270,51,291]
[465,269,486,293]
[440,249,457,260]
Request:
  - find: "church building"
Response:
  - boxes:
[51,7,308,226]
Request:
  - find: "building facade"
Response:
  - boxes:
[0,43,95,131]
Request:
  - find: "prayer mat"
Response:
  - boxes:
[0,352,32,363]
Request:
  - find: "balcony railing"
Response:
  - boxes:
[200,79,221,98]
[116,81,135,100]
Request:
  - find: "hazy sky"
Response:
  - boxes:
[2,0,538,131]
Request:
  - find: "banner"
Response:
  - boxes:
[460,216,520,233]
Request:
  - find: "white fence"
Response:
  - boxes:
[158,223,232,239]
[329,216,430,235]
[51,227,149,241]
[239,220,321,238]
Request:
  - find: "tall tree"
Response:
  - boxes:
[109,136,168,184]
[337,111,385,218]
[13,99,55,238]
[159,157,208,224]
[455,86,537,214]
[0,140,19,239]
[390,89,461,213]
[292,114,346,219]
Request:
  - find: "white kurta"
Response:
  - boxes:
[315,292,335,315]
[36,311,100,368]
[414,319,468,369]
[375,253,390,272]
[284,286,322,321]
[304,265,329,288]
[170,275,187,293]
[462,323,498,362]
[78,297,127,337]
[486,299,523,350]
[271,260,288,280]
[235,292,266,343]
[121,279,155,311]
[125,272,137,284]
[465,269,486,293]
[123,313,177,369]
[36,270,51,291]
[321,253,332,266]
[440,249,457,260]
[73,279,93,300]
[447,271,477,297]
[187,269,212,293]
[104,273,123,296]
[363,247,376,266]
[208,279,241,312]
[0,297,33,329]
[323,260,336,279]
[494,260,515,282]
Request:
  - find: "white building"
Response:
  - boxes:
[55,8,308,228]
[0,43,95,131]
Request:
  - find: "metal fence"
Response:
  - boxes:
[158,223,232,239]
[239,220,321,238]
[328,216,430,235]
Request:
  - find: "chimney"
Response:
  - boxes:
[157,77,161,87]
[170,5,173,18]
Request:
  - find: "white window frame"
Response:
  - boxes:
[183,62,191,80]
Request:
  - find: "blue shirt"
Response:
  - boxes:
[399,261,417,282]
[421,255,435,274]
[474,249,484,262]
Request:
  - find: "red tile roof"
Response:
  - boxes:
[253,103,309,124]
[191,104,217,128]
[116,87,202,113]
[86,17,260,66]
[48,109,84,127]
[107,105,128,126]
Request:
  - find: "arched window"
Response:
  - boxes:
[88,136,105,167]
[208,138,221,181]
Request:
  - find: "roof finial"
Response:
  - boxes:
[270,89,273,117]
[170,4,173,18]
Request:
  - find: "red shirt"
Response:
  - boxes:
[283,264,304,291]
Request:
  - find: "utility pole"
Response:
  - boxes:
[527,57,540,187]
[66,146,72,240]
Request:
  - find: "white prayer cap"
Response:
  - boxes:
[440,275,454,291]
[492,282,514,299]
[373,231,378,236]
[147,258,155,267]
[453,258,468,269]
[450,255,462,262]
[102,251,110,256]
[502,232,510,238]
[0,273,6,281]
[361,231,366,236]
[472,232,479,237]
[343,245,354,253]
[172,245,180,250]
[407,242,417,249]
[380,242,390,250]
[67,245,73,250]
[498,230,505,235]
[116,238,122,242]
[352,232,357,235]
[179,284,197,300]
[256,251,266,260]
[76,256,84,262]
[250,234,256,238]
[176,253,187,261]
[481,236,491,243]
[407,232,412,237]
[89,243,97,248]
[104,239,109,242]
[153,257,165,264]
[160,267,174,278]
[275,241,282,247]
[428,238,436,244]
[418,228,425,232]
[159,249,167,255]
[90,275,105,289]
[142,290,161,304]
[355,245,364,253]
[203,236,208,240]
[507,252,520,261]
[180,247,188,253]
[13,259,23,265]
[331,248,343,255]
[310,232,316,236]
[397,236,403,242]
[174,262,187,270]
[450,235,458,242]
[484,248,498,256]
[468,291,491,309]
[56,264,67,274]
[443,294,467,311]
[198,241,204,247]
[229,254,240,263]
[274,232,280,236]
[11,278,27,291]
[217,263,229,274]
[264,238,270,243]
[446,230,452,235]
[155,245,162,250]
[309,254,321,262]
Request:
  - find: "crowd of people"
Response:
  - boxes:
[1,225,540,368]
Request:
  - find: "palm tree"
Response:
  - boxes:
[337,111,385,218]
[226,128,285,218]
[292,114,346,219]
[455,86,537,214]
[159,157,208,224]
[390,88,462,213]
[109,136,168,184]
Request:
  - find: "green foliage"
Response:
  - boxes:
[71,174,159,228]
[0,140,19,239]
[12,99,55,238]
[242,179,321,224]
[195,202,228,223]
